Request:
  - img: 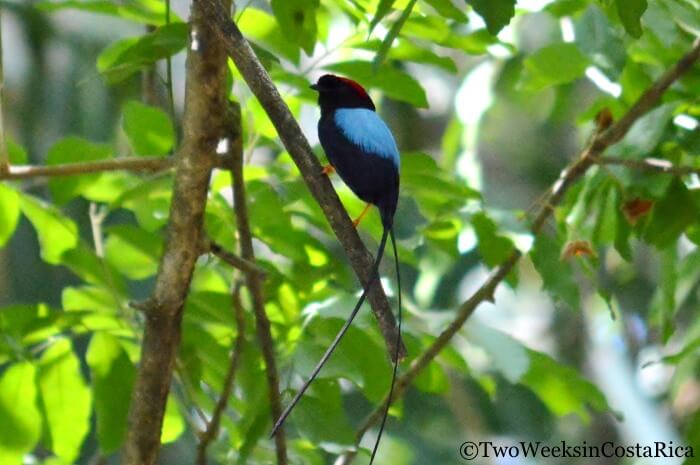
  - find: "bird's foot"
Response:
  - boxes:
[321,164,335,175]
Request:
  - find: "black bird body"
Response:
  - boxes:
[272,74,402,464]
[315,74,400,227]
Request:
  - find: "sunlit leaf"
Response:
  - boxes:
[161,395,184,443]
[0,362,41,465]
[36,0,173,25]
[19,193,78,264]
[97,23,187,84]
[370,0,397,32]
[104,225,162,279]
[122,101,174,156]
[38,339,92,462]
[0,183,20,248]
[271,0,319,55]
[7,138,28,164]
[46,136,112,204]
[325,61,429,108]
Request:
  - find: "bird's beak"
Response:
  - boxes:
[310,83,319,91]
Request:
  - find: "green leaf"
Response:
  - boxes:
[46,136,112,204]
[0,183,20,248]
[122,101,174,156]
[38,339,92,462]
[659,337,700,365]
[63,285,124,332]
[466,0,516,35]
[649,247,677,342]
[521,43,590,91]
[358,39,457,72]
[238,8,300,64]
[545,0,590,17]
[593,184,619,245]
[373,0,418,69]
[615,0,647,38]
[36,0,172,25]
[0,362,41,465]
[530,232,580,309]
[616,103,675,156]
[104,225,163,279]
[370,0,397,32]
[270,0,319,55]
[7,138,28,164]
[523,350,612,422]
[325,61,428,107]
[402,152,480,218]
[19,193,78,264]
[87,333,136,453]
[97,23,187,84]
[471,212,516,268]
[161,395,184,443]
[293,380,355,448]
[643,179,698,248]
[467,322,530,383]
[424,0,468,21]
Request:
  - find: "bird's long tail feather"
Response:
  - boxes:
[369,228,401,464]
[271,228,390,437]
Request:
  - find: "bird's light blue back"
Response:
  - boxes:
[334,108,400,169]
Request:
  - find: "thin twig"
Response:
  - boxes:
[0,157,173,180]
[594,155,700,176]
[335,37,700,465]
[225,101,288,464]
[207,240,267,278]
[199,0,405,360]
[165,0,176,130]
[196,282,246,465]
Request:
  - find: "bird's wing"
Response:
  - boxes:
[333,108,400,169]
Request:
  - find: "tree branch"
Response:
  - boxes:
[199,0,405,360]
[122,1,231,463]
[335,37,700,465]
[196,282,246,465]
[593,155,700,176]
[0,157,173,180]
[225,102,288,464]
[208,240,267,278]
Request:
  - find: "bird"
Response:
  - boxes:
[270,74,403,464]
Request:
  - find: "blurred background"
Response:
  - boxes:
[1,0,699,464]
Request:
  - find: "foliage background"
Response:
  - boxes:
[1,0,699,464]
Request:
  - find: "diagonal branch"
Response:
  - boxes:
[199,0,405,361]
[335,37,700,465]
[225,102,288,464]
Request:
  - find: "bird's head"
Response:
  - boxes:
[311,74,376,113]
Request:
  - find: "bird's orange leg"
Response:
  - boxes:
[321,164,335,175]
[352,203,372,228]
